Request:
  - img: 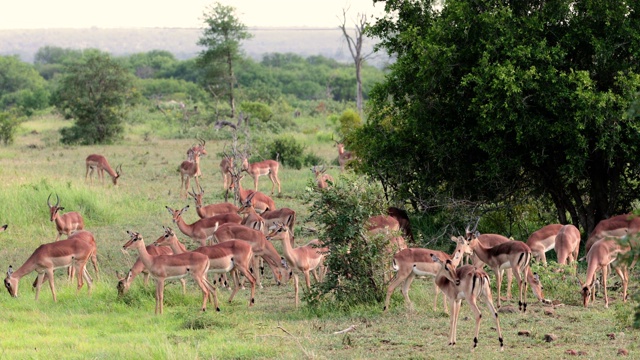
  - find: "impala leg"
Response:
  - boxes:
[156,279,165,315]
[513,266,526,312]
[180,278,187,295]
[384,269,408,311]
[293,273,300,308]
[253,176,259,192]
[494,268,503,308]
[35,272,46,301]
[400,273,416,311]
[480,279,504,351]
[602,265,610,308]
[505,269,513,300]
[237,265,256,307]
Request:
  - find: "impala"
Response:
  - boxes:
[4,230,96,301]
[239,197,297,246]
[555,224,581,266]
[122,230,217,314]
[188,185,239,219]
[387,206,414,243]
[153,227,256,307]
[578,236,631,308]
[383,235,473,313]
[47,193,84,242]
[166,205,241,246]
[116,233,187,296]
[219,155,234,190]
[432,253,504,351]
[241,156,281,195]
[212,223,287,287]
[266,222,328,307]
[85,154,122,185]
[466,227,532,312]
[178,148,202,198]
[311,165,334,189]
[526,224,563,265]
[335,141,356,172]
[367,215,400,233]
[238,194,266,231]
[229,173,276,213]
[187,138,207,159]
[586,214,640,254]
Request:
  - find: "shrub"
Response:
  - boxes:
[337,109,362,138]
[266,135,305,169]
[0,111,21,145]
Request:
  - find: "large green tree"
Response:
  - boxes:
[197,2,252,117]
[55,51,135,144]
[0,55,49,116]
[354,0,640,234]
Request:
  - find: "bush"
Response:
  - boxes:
[0,111,21,145]
[337,109,362,138]
[266,135,305,169]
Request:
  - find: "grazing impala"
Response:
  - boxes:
[432,253,504,351]
[178,148,203,198]
[4,230,97,302]
[586,214,640,254]
[578,236,632,308]
[526,224,563,265]
[122,230,217,314]
[47,193,84,242]
[166,205,241,246]
[335,141,356,172]
[466,227,533,312]
[555,224,581,266]
[85,154,122,185]
[188,185,239,219]
[241,156,281,195]
[266,222,328,307]
[153,227,256,307]
[311,165,334,189]
[229,173,276,213]
[384,236,473,313]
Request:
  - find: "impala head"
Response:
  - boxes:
[577,276,592,307]
[241,157,250,171]
[115,270,133,296]
[193,138,207,156]
[266,222,288,240]
[238,193,256,214]
[4,265,17,297]
[188,185,205,208]
[153,226,177,247]
[432,253,460,286]
[122,230,143,250]
[47,193,63,221]
[166,205,189,224]
[450,235,473,259]
[113,164,123,185]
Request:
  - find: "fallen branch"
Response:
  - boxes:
[277,325,312,359]
[333,325,357,335]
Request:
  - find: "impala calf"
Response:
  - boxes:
[241,157,281,195]
[526,224,563,266]
[47,193,84,242]
[122,230,217,315]
[188,185,239,219]
[85,154,122,185]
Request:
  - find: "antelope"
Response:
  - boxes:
[266,222,328,307]
[153,228,256,307]
[367,215,400,233]
[383,235,473,313]
[122,230,217,315]
[586,214,640,254]
[578,236,632,308]
[188,185,239,219]
[555,224,581,266]
[116,234,188,296]
[166,205,241,246]
[432,253,504,351]
[47,193,84,242]
[229,172,276,213]
[187,138,207,160]
[335,141,356,172]
[387,206,414,243]
[85,154,122,185]
[220,154,234,190]
[311,165,334,189]
[526,224,563,265]
[212,223,287,287]
[466,228,532,312]
[4,230,96,302]
[179,148,202,198]
[241,156,281,195]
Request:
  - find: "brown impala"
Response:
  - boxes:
[241,156,281,195]
[47,193,84,242]
[188,185,239,219]
[85,154,122,185]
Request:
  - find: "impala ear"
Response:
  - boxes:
[165,206,173,215]
[59,207,65,212]
[181,205,190,213]
[7,265,13,277]
[430,254,441,263]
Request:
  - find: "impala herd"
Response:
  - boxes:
[2,139,638,351]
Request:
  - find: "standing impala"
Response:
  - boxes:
[586,214,640,254]
[526,223,563,265]
[229,173,276,213]
[166,205,241,246]
[241,156,281,195]
[266,222,328,307]
[4,230,96,302]
[47,193,84,242]
[179,148,203,198]
[85,154,122,185]
[432,253,504,351]
[122,230,217,315]
[220,155,234,190]
[335,141,356,172]
[153,227,256,307]
[188,185,239,219]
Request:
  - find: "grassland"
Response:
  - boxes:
[0,115,638,359]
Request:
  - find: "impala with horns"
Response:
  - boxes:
[47,193,84,242]
[229,172,276,213]
[334,139,356,172]
[178,147,203,198]
[266,222,328,308]
[432,253,504,351]
[526,224,563,266]
[311,165,334,189]
[85,154,122,185]
[384,235,473,313]
[166,205,241,246]
[241,155,281,195]
[579,235,633,308]
[4,230,97,302]
[188,185,239,219]
[122,230,217,315]
[186,138,207,160]
[153,227,256,307]
[586,213,640,254]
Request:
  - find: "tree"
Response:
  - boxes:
[0,55,49,115]
[339,8,371,117]
[356,0,640,235]
[55,52,135,145]
[197,2,252,118]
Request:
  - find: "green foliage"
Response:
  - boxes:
[265,135,305,169]
[0,111,21,145]
[305,175,391,308]
[239,101,273,121]
[0,55,50,115]
[55,52,136,144]
[337,109,362,138]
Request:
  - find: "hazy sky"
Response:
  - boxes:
[1,0,386,29]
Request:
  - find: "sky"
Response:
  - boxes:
[0,0,386,29]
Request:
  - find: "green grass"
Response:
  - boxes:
[0,114,638,359]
